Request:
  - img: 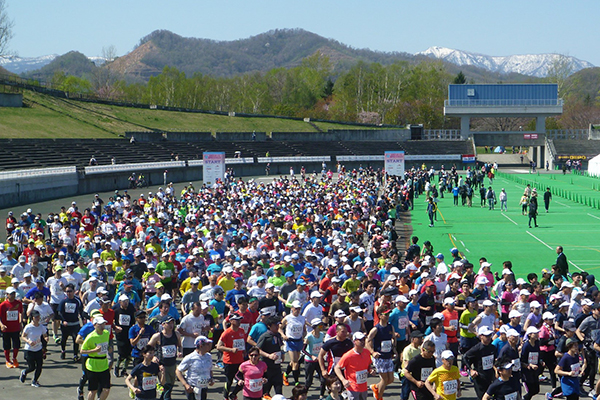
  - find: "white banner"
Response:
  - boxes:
[257,156,330,163]
[336,155,384,162]
[385,151,405,176]
[405,154,462,161]
[225,157,254,164]
[203,152,225,184]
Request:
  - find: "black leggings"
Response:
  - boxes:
[263,365,283,396]
[304,361,324,396]
[540,350,557,388]
[223,363,241,399]
[24,349,44,382]
[523,370,540,400]
[60,324,80,355]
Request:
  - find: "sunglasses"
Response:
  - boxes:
[249,353,260,357]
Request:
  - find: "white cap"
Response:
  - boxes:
[481,262,492,269]
[508,310,523,319]
[93,317,107,325]
[520,289,531,296]
[6,287,16,294]
[502,268,513,276]
[271,395,289,400]
[559,301,571,308]
[482,300,495,307]
[310,291,321,299]
[432,312,445,321]
[542,311,555,320]
[352,332,366,340]
[334,310,347,318]
[161,294,173,301]
[582,298,594,306]
[396,295,410,303]
[499,324,511,334]
[526,326,540,336]
[530,300,542,308]
[118,294,129,302]
[561,282,574,289]
[506,329,520,337]
[443,297,455,305]
[291,300,302,309]
[478,326,494,336]
[409,289,418,296]
[390,267,401,274]
[441,350,455,359]
[476,276,489,285]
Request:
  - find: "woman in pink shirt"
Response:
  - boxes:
[234,346,267,400]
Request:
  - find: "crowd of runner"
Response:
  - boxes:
[0,166,597,400]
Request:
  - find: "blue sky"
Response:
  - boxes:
[7,0,600,65]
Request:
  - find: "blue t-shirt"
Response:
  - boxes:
[210,299,226,329]
[128,324,156,359]
[249,321,268,343]
[492,337,508,356]
[149,304,180,322]
[389,308,408,340]
[26,286,51,299]
[112,290,141,307]
[406,302,421,327]
[225,289,248,311]
[147,294,160,311]
[558,352,581,396]
[77,322,95,358]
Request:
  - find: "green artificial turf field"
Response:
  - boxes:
[409,171,600,280]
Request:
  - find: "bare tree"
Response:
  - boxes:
[0,0,14,57]
[101,45,117,63]
[547,54,574,97]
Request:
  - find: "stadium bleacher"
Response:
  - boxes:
[0,138,473,171]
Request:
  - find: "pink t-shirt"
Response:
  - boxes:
[239,360,267,398]
[501,291,516,314]
[326,323,352,338]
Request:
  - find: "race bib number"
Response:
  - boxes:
[99,342,108,355]
[425,316,433,325]
[119,314,131,326]
[162,344,177,358]
[398,317,408,330]
[313,343,323,354]
[240,323,250,333]
[421,367,432,381]
[6,310,18,321]
[482,355,494,370]
[505,392,518,400]
[331,295,338,303]
[449,320,458,329]
[137,338,149,350]
[108,276,115,284]
[528,352,538,365]
[164,270,172,278]
[572,362,581,376]
[248,378,262,392]
[411,310,420,321]
[142,375,157,391]
[381,340,392,353]
[512,359,521,372]
[274,351,282,364]
[233,338,245,351]
[443,379,457,395]
[290,324,303,337]
[197,376,211,389]
[355,369,368,384]
[65,303,76,313]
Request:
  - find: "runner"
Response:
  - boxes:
[366,305,396,400]
[232,346,268,400]
[175,336,214,400]
[425,350,461,400]
[303,318,326,395]
[147,315,182,400]
[463,326,496,399]
[403,337,435,400]
[0,286,23,368]
[80,316,111,400]
[19,310,47,387]
[334,331,373,400]
[280,300,306,386]
[256,316,285,398]
[216,313,246,400]
[125,345,165,400]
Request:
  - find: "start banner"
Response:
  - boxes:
[384,151,405,176]
[203,152,225,184]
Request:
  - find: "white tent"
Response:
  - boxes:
[588,154,600,176]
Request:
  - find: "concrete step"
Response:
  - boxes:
[477,153,530,166]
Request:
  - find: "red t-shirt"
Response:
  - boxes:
[442,309,459,343]
[100,308,115,340]
[0,299,23,332]
[338,347,372,392]
[81,215,95,232]
[220,327,246,365]
[23,247,40,263]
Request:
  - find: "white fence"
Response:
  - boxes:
[0,166,76,180]
[336,154,462,162]
[85,161,186,175]
[257,156,331,163]
[225,157,254,164]
[336,155,384,162]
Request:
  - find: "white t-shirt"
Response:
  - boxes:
[27,301,54,326]
[46,276,68,304]
[302,303,323,333]
[178,314,205,349]
[424,332,448,367]
[23,323,47,352]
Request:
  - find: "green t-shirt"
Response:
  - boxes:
[268,275,286,287]
[83,329,110,372]
[156,261,175,283]
[459,309,478,338]
[342,278,361,295]
[74,266,89,279]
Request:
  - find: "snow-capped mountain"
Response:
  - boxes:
[0,54,107,74]
[417,46,595,78]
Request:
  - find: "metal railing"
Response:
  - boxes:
[257,156,331,163]
[546,129,589,140]
[422,130,462,140]
[0,166,76,180]
[445,99,563,107]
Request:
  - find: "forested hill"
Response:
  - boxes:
[104,28,414,80]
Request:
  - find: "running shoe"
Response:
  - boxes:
[459,367,468,377]
[545,393,553,400]
[263,395,272,400]
[11,359,18,368]
[31,381,40,388]
[394,372,400,380]
[60,351,66,360]
[20,370,26,383]
[371,383,380,400]
[6,361,13,369]
[283,372,289,386]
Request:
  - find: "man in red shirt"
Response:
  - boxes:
[335,331,373,400]
[22,239,41,263]
[216,313,245,400]
[0,287,23,368]
[442,297,460,362]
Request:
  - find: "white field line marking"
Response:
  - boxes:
[502,213,519,226]
[527,231,585,272]
[588,213,600,221]
[555,201,571,208]
[569,260,584,272]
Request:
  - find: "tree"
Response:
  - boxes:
[546,54,574,97]
[0,0,13,57]
[453,71,466,84]
[101,45,117,63]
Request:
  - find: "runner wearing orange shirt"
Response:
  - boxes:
[334,331,373,400]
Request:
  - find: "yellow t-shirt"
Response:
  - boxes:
[217,276,235,293]
[427,365,460,400]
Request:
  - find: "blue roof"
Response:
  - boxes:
[447,84,559,106]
